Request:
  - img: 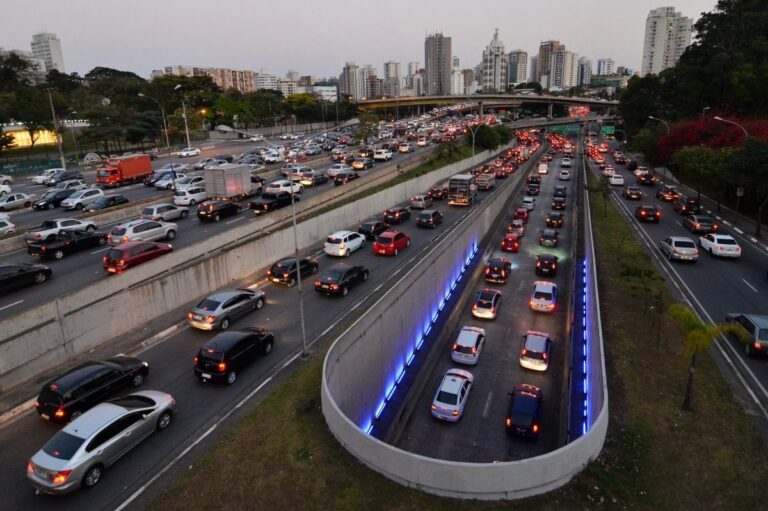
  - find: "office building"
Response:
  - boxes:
[30,32,65,73]
[550,50,578,89]
[339,63,376,100]
[507,49,528,85]
[286,70,299,82]
[153,65,255,93]
[577,57,593,86]
[641,6,693,75]
[425,32,452,95]
[312,85,338,103]
[529,55,538,83]
[407,61,420,77]
[535,40,565,85]
[480,29,507,92]
[596,58,615,76]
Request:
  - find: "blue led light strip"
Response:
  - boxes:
[581,259,590,435]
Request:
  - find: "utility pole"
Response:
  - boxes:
[47,88,66,169]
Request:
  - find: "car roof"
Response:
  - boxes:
[44,361,113,394]
[329,230,354,237]
[740,314,768,328]
[63,401,131,438]
[440,371,470,394]
[537,254,557,262]
[117,219,152,228]
[203,330,253,352]
[668,236,695,242]
[378,231,398,239]
[524,331,550,351]
[203,288,251,302]
[533,280,556,291]
[709,234,736,241]
[456,327,484,347]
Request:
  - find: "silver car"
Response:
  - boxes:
[27,390,176,494]
[140,203,189,222]
[0,192,32,211]
[659,236,699,262]
[187,288,266,330]
[107,219,177,246]
[410,194,433,210]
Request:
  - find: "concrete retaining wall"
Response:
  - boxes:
[320,153,609,499]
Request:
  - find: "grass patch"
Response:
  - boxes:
[150,168,768,511]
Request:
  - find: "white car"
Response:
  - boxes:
[519,330,552,372]
[324,230,366,257]
[0,174,12,185]
[156,163,189,173]
[430,368,473,422]
[699,234,742,258]
[538,163,549,175]
[373,149,393,161]
[0,183,10,197]
[108,219,177,245]
[155,173,188,190]
[451,326,486,365]
[249,134,264,142]
[175,175,205,190]
[32,168,64,185]
[262,151,284,164]
[0,192,32,211]
[141,203,189,221]
[558,169,571,181]
[327,163,352,177]
[608,174,625,186]
[173,186,208,206]
[265,179,302,195]
[179,147,201,157]
[522,196,536,210]
[529,281,558,313]
[60,188,105,210]
[0,218,15,235]
[560,158,572,168]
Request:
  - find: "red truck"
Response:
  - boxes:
[96,154,153,187]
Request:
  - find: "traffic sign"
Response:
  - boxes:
[601,126,616,135]
[469,184,477,191]
[549,124,579,133]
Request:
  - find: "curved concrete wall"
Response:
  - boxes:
[321,155,608,499]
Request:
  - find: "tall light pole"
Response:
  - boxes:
[46,88,66,170]
[648,115,670,135]
[467,123,482,158]
[714,116,749,139]
[174,84,192,148]
[138,93,172,160]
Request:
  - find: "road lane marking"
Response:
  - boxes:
[734,227,744,234]
[722,220,731,226]
[482,391,494,418]
[225,216,245,225]
[715,215,722,220]
[90,247,111,254]
[0,300,23,311]
[742,279,758,293]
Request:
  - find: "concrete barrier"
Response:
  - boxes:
[319,149,608,499]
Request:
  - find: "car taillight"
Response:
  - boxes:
[542,352,548,360]
[330,284,339,290]
[506,417,511,427]
[485,269,490,274]
[314,280,322,286]
[54,407,66,419]
[267,270,272,276]
[452,410,459,416]
[122,236,129,243]
[205,316,216,323]
[52,469,72,485]
[339,243,345,250]
[532,424,539,433]
[472,304,478,310]
[194,356,198,365]
[218,362,227,372]
[431,404,437,411]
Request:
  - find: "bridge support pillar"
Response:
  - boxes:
[548,102,554,118]
[478,101,484,116]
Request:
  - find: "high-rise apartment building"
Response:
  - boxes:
[153,65,254,93]
[550,50,578,89]
[577,57,593,86]
[30,32,65,73]
[407,62,420,77]
[339,63,377,100]
[507,49,528,85]
[529,55,538,83]
[383,61,401,97]
[641,6,693,75]
[480,29,507,92]
[536,40,565,86]
[596,58,615,75]
[425,32,452,95]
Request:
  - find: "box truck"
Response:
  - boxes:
[96,154,153,187]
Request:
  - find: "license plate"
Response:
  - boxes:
[272,278,281,283]
[201,373,211,379]
[322,284,329,289]
[193,314,202,321]
[107,268,117,272]
[41,413,50,420]
[34,467,49,479]
[378,249,386,254]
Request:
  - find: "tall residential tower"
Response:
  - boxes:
[641,7,693,75]
[425,32,452,95]
[30,32,64,73]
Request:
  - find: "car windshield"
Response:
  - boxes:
[758,329,768,342]
[675,241,696,249]
[107,395,156,408]
[42,431,85,460]
[533,291,553,300]
[375,236,393,245]
[106,249,124,259]
[111,227,127,236]
[141,208,155,216]
[476,299,493,309]
[321,269,344,281]
[511,412,533,427]
[436,390,458,405]
[196,299,221,311]
[718,238,737,245]
[174,191,186,197]
[326,237,341,244]
[42,192,59,200]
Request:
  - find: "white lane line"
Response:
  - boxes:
[722,220,731,226]
[734,227,744,235]
[715,216,722,220]
[225,216,245,225]
[742,279,759,293]
[482,391,494,418]
[705,209,712,214]
[0,300,23,311]
[90,247,111,254]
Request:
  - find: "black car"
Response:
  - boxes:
[193,328,274,385]
[83,194,129,212]
[416,209,443,228]
[673,196,701,215]
[551,197,566,210]
[384,207,411,224]
[527,175,542,185]
[428,186,448,200]
[47,170,83,186]
[213,154,235,163]
[352,158,374,170]
[535,254,558,277]
[526,184,540,196]
[623,185,643,200]
[35,356,149,422]
[626,160,638,170]
[358,221,388,240]
[545,212,564,228]
[506,384,543,438]
[635,205,661,223]
[358,147,375,158]
[197,200,242,222]
[27,229,107,259]
[334,170,359,185]
[0,263,52,294]
[539,229,560,247]
[314,263,369,296]
[683,214,718,234]
[32,189,75,210]
[267,257,318,287]
[637,173,655,186]
[553,185,567,198]
[484,258,512,284]
[656,185,680,201]
[249,191,297,214]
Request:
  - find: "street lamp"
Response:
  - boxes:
[702,106,711,117]
[467,123,483,157]
[174,84,192,148]
[46,88,67,170]
[648,115,670,135]
[714,116,749,139]
[138,93,172,160]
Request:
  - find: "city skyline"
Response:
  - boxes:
[3,0,715,79]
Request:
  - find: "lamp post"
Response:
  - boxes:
[467,123,482,158]
[701,106,711,118]
[174,84,192,148]
[714,116,749,139]
[648,115,670,135]
[138,93,172,160]
[46,88,67,170]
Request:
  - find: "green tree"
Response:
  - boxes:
[0,52,35,93]
[667,304,747,411]
[472,124,501,151]
[433,138,459,162]
[629,127,664,167]
[668,145,729,200]
[283,93,321,123]
[726,137,768,235]
[9,86,53,149]
[494,125,513,145]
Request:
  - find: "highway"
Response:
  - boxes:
[0,142,523,510]
[395,146,578,461]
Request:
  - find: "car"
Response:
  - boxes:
[248,191,297,214]
[637,173,655,186]
[261,150,284,164]
[249,134,265,142]
[451,326,486,366]
[699,234,741,258]
[601,166,615,177]
[683,214,718,234]
[539,229,559,247]
[527,175,542,185]
[358,220,388,240]
[187,288,266,331]
[60,188,104,210]
[314,263,369,296]
[83,194,129,212]
[656,185,680,201]
[267,257,319,286]
[0,218,15,235]
[326,163,353,177]
[47,170,84,186]
[535,254,558,277]
[526,184,540,196]
[484,258,512,284]
[175,175,205,190]
[623,185,643,200]
[102,241,173,273]
[398,143,414,153]
[285,152,308,164]
[304,145,322,156]
[26,218,98,241]
[32,168,64,185]
[558,169,571,180]
[673,196,701,215]
[107,219,176,245]
[299,170,329,186]
[384,206,411,224]
[154,173,188,190]
[551,197,566,210]
[505,384,543,438]
[54,179,87,191]
[553,185,567,198]
[193,328,275,385]
[522,196,536,210]
[0,263,52,293]
[373,149,393,161]
[519,331,552,372]
[352,158,374,170]
[27,229,107,260]
[608,174,625,186]
[658,236,699,262]
[635,205,661,223]
[179,147,201,157]
[34,356,150,423]
[197,200,241,222]
[140,203,189,222]
[373,230,410,256]
[333,169,359,185]
[725,313,768,356]
[537,163,549,175]
[508,219,526,237]
[32,189,75,210]
[545,212,564,228]
[173,186,208,206]
[529,281,557,313]
[27,390,176,494]
[501,232,521,252]
[513,208,530,223]
[0,192,31,211]
[472,287,502,320]
[430,368,473,422]
[416,209,443,228]
[264,179,302,195]
[560,157,572,168]
[324,230,366,257]
[410,194,433,209]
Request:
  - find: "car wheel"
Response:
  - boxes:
[166,184,173,190]
[288,277,296,287]
[226,371,237,385]
[53,250,64,260]
[362,271,369,281]
[131,373,145,387]
[180,210,189,218]
[342,286,349,296]
[394,248,398,256]
[745,342,754,356]
[47,203,55,210]
[219,317,230,330]
[0,192,5,198]
[86,225,97,232]
[214,214,221,222]
[82,464,104,489]
[299,186,304,194]
[262,339,274,356]
[97,237,106,246]
[189,199,196,206]
[255,297,265,310]
[311,263,318,274]
[166,229,176,240]
[156,410,173,430]
[33,272,48,284]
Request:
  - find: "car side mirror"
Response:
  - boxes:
[142,413,149,420]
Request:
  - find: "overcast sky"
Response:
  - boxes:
[3,0,717,79]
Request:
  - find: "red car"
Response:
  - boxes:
[508,219,526,237]
[513,208,530,223]
[286,152,308,163]
[373,230,410,256]
[103,241,173,273]
[501,233,521,252]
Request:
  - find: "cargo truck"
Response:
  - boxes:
[96,154,153,187]
[204,164,262,201]
[447,174,476,206]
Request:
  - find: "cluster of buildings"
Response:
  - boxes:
[0,32,65,84]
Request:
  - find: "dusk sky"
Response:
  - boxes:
[4,0,717,79]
